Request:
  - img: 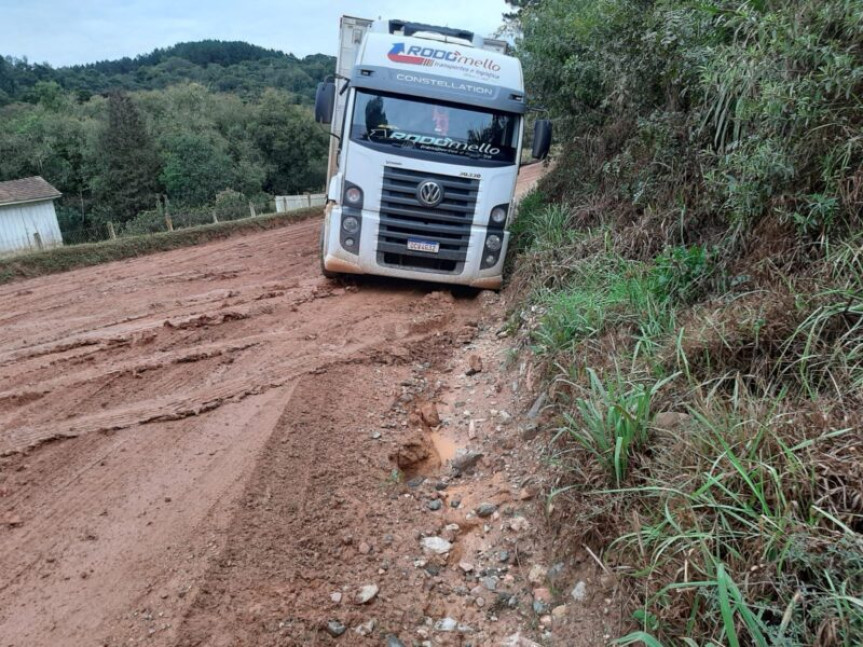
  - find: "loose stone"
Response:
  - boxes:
[509,517,530,532]
[354,619,376,636]
[571,581,588,602]
[450,450,483,473]
[528,564,548,585]
[421,536,452,555]
[458,561,474,573]
[434,617,458,632]
[354,584,379,605]
[476,503,497,518]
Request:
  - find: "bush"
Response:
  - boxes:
[214,188,249,222]
[650,245,714,304]
[122,208,168,236]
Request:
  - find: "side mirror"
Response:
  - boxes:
[532,119,552,160]
[315,81,336,124]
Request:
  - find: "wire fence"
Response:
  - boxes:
[60,222,112,246]
[57,192,324,248]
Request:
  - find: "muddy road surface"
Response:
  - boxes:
[0,217,476,643]
[0,167,614,647]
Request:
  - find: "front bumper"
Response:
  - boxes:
[321,205,507,289]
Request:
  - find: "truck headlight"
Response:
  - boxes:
[490,206,507,225]
[342,215,360,233]
[345,186,363,206]
[485,234,502,252]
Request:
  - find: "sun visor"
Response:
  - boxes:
[352,34,525,114]
[352,66,526,114]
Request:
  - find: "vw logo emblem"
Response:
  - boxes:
[417,180,443,208]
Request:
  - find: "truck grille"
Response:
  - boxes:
[377,167,479,273]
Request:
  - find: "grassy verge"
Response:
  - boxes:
[509,192,863,645]
[0,208,321,285]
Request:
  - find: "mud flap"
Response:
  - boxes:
[320,205,338,279]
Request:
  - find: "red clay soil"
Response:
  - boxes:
[0,168,618,647]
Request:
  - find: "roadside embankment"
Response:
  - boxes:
[507,1,863,642]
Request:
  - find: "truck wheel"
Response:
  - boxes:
[320,227,338,279]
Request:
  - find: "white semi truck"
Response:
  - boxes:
[315,16,551,289]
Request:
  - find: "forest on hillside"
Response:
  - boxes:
[0,41,335,242]
[0,41,333,104]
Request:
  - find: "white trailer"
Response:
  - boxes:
[316,17,551,289]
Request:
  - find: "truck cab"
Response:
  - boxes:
[316,17,550,289]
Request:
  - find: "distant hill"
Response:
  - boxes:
[0,40,335,104]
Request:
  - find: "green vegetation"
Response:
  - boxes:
[0,207,320,285]
[511,0,863,644]
[0,42,333,245]
[0,41,332,104]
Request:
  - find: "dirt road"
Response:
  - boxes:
[0,168,614,646]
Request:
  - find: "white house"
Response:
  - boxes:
[0,176,63,255]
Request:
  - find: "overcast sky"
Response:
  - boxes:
[0,0,514,67]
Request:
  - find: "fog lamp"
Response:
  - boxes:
[485,234,502,252]
[342,215,360,233]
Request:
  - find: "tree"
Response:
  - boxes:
[254,89,327,194]
[159,131,234,205]
[499,0,544,35]
[94,92,161,223]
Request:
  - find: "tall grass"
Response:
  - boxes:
[605,393,863,645]
[509,186,863,644]
[556,368,676,486]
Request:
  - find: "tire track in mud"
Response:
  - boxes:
[0,217,485,646]
[175,344,445,647]
[0,385,298,645]
[0,288,459,455]
[0,221,319,355]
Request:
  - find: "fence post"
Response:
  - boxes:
[163,194,174,232]
[249,202,256,218]
[107,222,117,239]
[33,232,43,251]
[212,210,219,224]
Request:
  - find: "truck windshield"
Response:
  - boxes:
[350,90,519,166]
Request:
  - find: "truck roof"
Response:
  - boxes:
[352,32,525,114]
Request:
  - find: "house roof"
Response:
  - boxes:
[0,176,62,208]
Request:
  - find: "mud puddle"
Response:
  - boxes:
[428,429,459,464]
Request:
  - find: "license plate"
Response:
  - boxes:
[407,238,440,254]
